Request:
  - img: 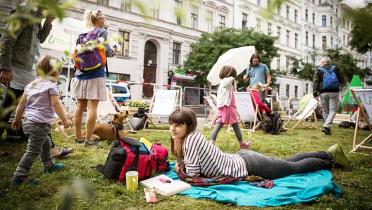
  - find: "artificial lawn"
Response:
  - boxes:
[0,123,371,210]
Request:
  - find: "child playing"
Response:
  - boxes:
[11,55,71,185]
[210,66,251,149]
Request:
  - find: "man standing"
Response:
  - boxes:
[313,56,344,135]
[0,1,54,138]
[243,53,271,101]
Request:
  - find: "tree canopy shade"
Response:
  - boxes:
[345,3,372,54]
[183,28,278,86]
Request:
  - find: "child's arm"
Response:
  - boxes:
[220,77,235,88]
[50,95,70,127]
[11,95,27,130]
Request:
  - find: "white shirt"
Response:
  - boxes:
[216,77,235,108]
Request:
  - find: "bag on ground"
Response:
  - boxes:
[100,137,169,182]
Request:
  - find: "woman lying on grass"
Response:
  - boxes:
[170,108,351,179]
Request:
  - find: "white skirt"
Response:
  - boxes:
[72,77,106,101]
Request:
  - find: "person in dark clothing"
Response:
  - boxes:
[313,56,344,135]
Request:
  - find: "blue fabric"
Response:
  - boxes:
[245,63,269,87]
[75,67,105,80]
[165,163,342,207]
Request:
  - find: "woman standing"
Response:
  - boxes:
[73,10,114,146]
[170,108,350,179]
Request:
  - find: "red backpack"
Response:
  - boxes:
[101,137,169,182]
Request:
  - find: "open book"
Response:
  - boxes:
[140,174,191,196]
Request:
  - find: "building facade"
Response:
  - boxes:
[0,0,369,101]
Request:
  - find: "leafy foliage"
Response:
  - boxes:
[345,3,372,54]
[183,28,278,87]
[291,48,370,82]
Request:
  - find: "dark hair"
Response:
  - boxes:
[219,66,237,79]
[168,108,197,134]
[250,53,261,66]
[169,108,197,168]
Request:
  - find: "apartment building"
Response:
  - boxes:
[0,0,369,100]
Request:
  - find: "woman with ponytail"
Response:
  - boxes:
[73,10,114,147]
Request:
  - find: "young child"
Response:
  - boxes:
[210,66,251,149]
[250,84,273,116]
[11,55,71,185]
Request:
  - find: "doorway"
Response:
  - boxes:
[143,41,157,98]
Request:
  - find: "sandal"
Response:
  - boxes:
[240,140,252,149]
[75,138,85,144]
[52,148,74,159]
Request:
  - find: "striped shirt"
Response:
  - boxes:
[182,131,248,178]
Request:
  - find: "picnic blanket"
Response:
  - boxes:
[165,163,342,207]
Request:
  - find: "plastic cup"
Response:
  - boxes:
[126,171,138,191]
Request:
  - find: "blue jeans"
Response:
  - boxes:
[320,92,339,128]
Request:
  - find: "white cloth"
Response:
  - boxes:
[216,77,235,108]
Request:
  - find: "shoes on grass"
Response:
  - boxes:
[11,175,39,186]
[43,162,64,174]
[321,127,332,135]
[327,143,351,171]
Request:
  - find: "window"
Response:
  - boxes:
[313,34,315,48]
[277,26,281,42]
[294,86,298,97]
[343,35,345,45]
[330,16,333,27]
[173,42,181,65]
[277,56,281,69]
[331,37,333,48]
[285,56,290,71]
[286,30,290,46]
[112,85,128,94]
[312,13,315,24]
[118,31,130,56]
[256,18,261,32]
[286,5,290,19]
[312,58,316,66]
[295,33,298,48]
[219,15,225,27]
[305,31,308,46]
[267,0,271,8]
[98,0,109,6]
[322,15,326,27]
[322,36,327,50]
[191,6,198,29]
[277,5,281,15]
[257,0,261,7]
[152,3,160,19]
[294,9,298,22]
[175,0,182,25]
[305,83,309,94]
[286,84,290,97]
[123,0,131,11]
[242,13,248,30]
[206,11,213,32]
[267,23,272,35]
[336,8,338,17]
[305,9,308,21]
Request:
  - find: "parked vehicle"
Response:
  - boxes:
[106,83,131,104]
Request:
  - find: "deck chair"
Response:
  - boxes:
[203,95,217,128]
[234,92,261,133]
[144,89,179,130]
[283,98,318,130]
[351,89,372,153]
[97,87,118,123]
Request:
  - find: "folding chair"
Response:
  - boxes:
[97,87,118,123]
[234,92,262,133]
[203,95,217,128]
[144,89,179,130]
[283,98,318,130]
[350,89,372,153]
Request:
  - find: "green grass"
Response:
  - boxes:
[0,123,371,210]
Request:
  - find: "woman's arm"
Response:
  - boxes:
[11,94,27,130]
[183,132,206,177]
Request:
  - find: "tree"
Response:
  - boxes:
[291,48,370,83]
[183,28,278,87]
[344,3,372,54]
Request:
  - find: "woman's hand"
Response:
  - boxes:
[174,164,180,173]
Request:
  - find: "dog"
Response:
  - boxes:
[91,111,129,142]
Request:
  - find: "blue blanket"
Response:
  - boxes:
[165,163,342,207]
